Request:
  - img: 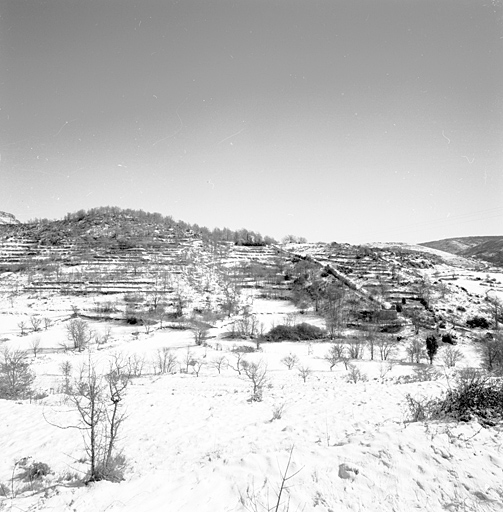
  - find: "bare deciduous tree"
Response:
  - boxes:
[298,365,312,383]
[209,356,227,374]
[29,316,42,332]
[406,339,425,364]
[66,319,93,352]
[228,351,245,375]
[324,343,346,370]
[58,354,129,483]
[18,321,28,337]
[30,337,41,358]
[281,353,299,370]
[377,335,397,361]
[442,346,464,368]
[154,348,177,375]
[241,359,269,402]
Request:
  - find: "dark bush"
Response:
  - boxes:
[406,370,503,426]
[456,305,466,312]
[21,461,51,481]
[267,325,297,341]
[266,322,325,342]
[295,322,325,340]
[467,316,491,329]
[441,333,457,345]
[435,372,503,425]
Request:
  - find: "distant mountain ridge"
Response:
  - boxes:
[420,236,503,267]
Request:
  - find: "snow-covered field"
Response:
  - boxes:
[1,294,502,511]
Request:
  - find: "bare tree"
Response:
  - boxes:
[30,337,41,358]
[406,339,425,363]
[154,348,177,374]
[485,294,503,331]
[209,356,227,374]
[59,360,73,395]
[64,354,129,482]
[182,347,196,373]
[125,353,146,378]
[347,339,364,359]
[241,360,269,402]
[228,351,245,375]
[442,346,464,368]
[18,321,28,337]
[281,353,299,370]
[66,319,93,352]
[191,325,210,346]
[29,316,42,333]
[190,358,206,377]
[377,336,397,361]
[324,343,346,370]
[298,365,312,383]
[43,317,52,331]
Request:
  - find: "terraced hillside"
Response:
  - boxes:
[0,208,496,337]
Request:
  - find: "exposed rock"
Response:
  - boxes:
[338,462,360,480]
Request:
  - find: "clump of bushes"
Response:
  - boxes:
[406,370,503,426]
[266,322,325,341]
[441,332,457,345]
[436,372,503,425]
[467,316,490,329]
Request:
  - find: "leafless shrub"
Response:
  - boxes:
[346,364,367,384]
[298,365,312,383]
[94,327,112,346]
[404,394,438,423]
[271,403,286,421]
[239,445,301,512]
[281,353,299,370]
[379,361,394,381]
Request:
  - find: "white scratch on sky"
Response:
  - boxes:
[216,127,246,146]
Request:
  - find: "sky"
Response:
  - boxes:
[1,0,502,244]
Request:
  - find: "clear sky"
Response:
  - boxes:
[1,0,502,244]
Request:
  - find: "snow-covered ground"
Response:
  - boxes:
[1,294,502,511]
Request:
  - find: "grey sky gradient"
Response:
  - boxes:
[1,0,502,243]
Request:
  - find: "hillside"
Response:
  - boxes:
[1,208,503,511]
[421,236,503,267]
